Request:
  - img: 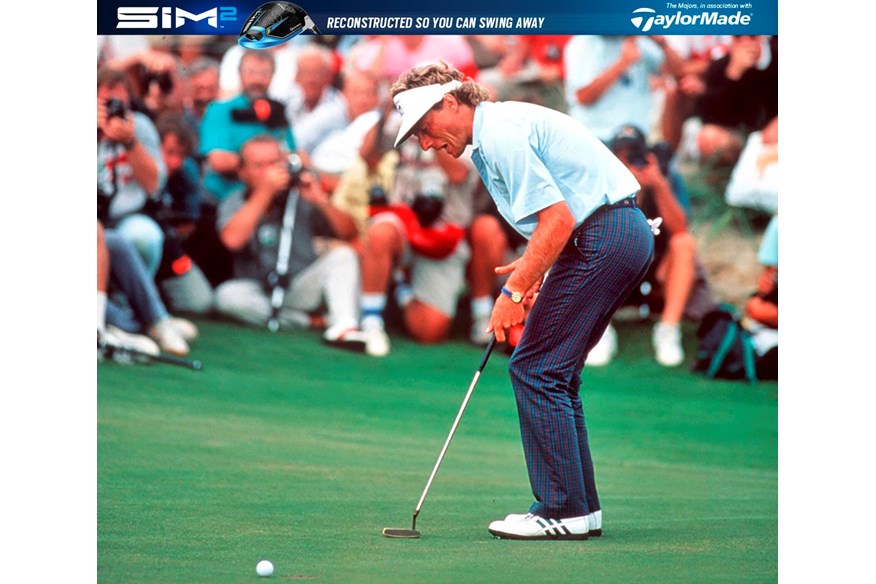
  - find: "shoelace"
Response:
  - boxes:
[648,217,663,235]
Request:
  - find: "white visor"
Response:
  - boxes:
[392,80,462,147]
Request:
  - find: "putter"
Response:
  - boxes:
[382,335,497,539]
[99,337,203,370]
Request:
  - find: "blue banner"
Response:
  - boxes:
[98,0,778,36]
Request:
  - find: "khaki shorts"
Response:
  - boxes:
[372,212,471,317]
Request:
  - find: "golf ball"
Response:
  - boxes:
[256,560,274,577]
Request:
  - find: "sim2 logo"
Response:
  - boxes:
[117,6,238,30]
[630,7,751,31]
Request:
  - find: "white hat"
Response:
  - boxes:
[392,80,462,148]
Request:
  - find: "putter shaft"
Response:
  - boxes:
[411,336,496,518]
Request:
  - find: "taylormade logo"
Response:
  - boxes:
[631,7,751,31]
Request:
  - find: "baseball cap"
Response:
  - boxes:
[608,124,647,153]
[392,80,462,148]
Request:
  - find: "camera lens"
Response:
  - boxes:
[105,98,126,119]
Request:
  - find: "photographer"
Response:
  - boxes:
[587,125,716,367]
[97,67,167,277]
[213,135,368,351]
[199,50,296,203]
[357,118,477,356]
[151,115,214,316]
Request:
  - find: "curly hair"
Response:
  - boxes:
[390,60,490,108]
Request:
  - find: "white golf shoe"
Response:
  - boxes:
[653,321,684,367]
[362,322,390,357]
[503,509,602,537]
[488,513,590,540]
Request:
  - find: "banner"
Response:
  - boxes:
[99,0,778,35]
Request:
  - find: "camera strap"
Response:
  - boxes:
[267,189,299,332]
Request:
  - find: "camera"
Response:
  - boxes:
[139,64,174,95]
[97,186,113,223]
[286,153,304,188]
[105,98,127,120]
[609,125,664,170]
[625,141,649,168]
[411,193,444,227]
[231,98,288,130]
[368,185,389,207]
[411,169,446,227]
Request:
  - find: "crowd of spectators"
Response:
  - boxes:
[96,33,777,369]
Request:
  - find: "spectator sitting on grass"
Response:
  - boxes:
[213,135,369,352]
[587,125,716,367]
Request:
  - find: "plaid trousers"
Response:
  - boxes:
[508,200,654,519]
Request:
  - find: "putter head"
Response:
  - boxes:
[238,2,320,49]
[381,527,421,539]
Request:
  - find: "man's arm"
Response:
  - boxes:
[650,35,686,80]
[630,154,687,234]
[99,110,162,194]
[207,150,242,176]
[488,201,576,341]
[123,139,161,195]
[573,37,640,105]
[219,187,276,251]
[298,173,358,241]
[220,161,291,250]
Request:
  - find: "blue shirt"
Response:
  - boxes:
[758,215,778,267]
[471,101,640,240]
[200,94,296,201]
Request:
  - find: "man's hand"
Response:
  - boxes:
[297,171,331,207]
[250,161,290,203]
[678,73,706,97]
[487,294,526,343]
[488,260,543,342]
[726,37,761,80]
[495,259,543,300]
[626,152,668,190]
[619,37,641,67]
[97,99,136,145]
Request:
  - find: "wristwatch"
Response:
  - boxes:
[501,286,524,304]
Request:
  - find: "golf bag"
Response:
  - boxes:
[690,305,758,383]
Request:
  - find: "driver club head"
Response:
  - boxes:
[381,527,421,539]
[238,2,320,49]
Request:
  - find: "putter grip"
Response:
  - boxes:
[477,335,496,372]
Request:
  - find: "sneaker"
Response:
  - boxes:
[470,315,492,346]
[364,326,391,357]
[100,327,160,364]
[504,510,602,537]
[148,318,190,356]
[323,325,368,353]
[168,317,198,342]
[586,324,617,367]
[488,513,589,540]
[104,326,160,356]
[653,322,684,367]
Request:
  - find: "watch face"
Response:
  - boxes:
[512,291,524,303]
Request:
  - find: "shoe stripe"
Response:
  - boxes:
[537,518,559,537]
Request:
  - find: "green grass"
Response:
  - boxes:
[98,319,777,583]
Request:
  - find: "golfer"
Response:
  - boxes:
[391,61,654,540]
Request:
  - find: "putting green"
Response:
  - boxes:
[98,319,777,582]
